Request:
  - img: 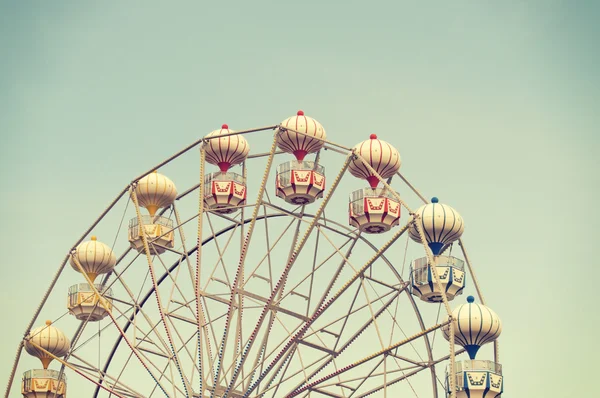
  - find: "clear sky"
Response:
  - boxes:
[1,1,599,397]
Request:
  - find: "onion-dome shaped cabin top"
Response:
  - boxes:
[24,321,70,369]
[443,296,502,359]
[69,236,116,283]
[134,171,178,217]
[348,134,401,189]
[276,110,326,161]
[409,197,464,255]
[204,124,250,172]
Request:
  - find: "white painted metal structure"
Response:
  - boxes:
[69,237,117,283]
[5,116,502,398]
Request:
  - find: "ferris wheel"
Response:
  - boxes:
[6,111,504,398]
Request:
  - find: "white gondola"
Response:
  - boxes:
[276,160,325,205]
[21,369,66,398]
[446,360,503,398]
[410,255,466,302]
[349,187,401,233]
[204,171,247,214]
[67,283,113,321]
[128,214,175,254]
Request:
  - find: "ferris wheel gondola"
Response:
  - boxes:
[275,111,327,205]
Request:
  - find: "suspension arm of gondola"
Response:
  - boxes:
[278,126,352,152]
[323,144,348,155]
[395,171,429,204]
[224,161,254,391]
[237,160,248,388]
[412,215,456,398]
[457,238,486,305]
[195,145,209,395]
[131,125,278,184]
[211,135,280,398]
[201,125,279,141]
[225,154,352,397]
[130,186,193,396]
[286,321,450,398]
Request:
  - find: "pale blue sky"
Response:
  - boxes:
[1,1,599,397]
